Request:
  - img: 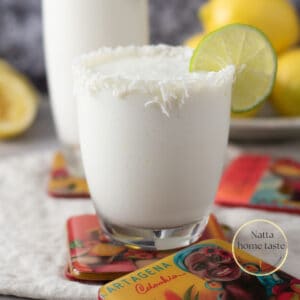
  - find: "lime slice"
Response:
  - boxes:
[190,24,277,112]
[0,60,38,139]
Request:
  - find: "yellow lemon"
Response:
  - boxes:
[0,60,38,139]
[271,49,300,116]
[199,0,299,53]
[184,32,205,48]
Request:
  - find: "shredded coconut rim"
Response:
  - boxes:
[73,45,235,116]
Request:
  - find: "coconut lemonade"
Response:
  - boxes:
[43,0,149,174]
[75,24,277,250]
[74,46,234,249]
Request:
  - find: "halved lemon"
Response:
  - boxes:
[190,24,277,113]
[0,60,38,139]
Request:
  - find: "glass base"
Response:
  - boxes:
[100,216,209,251]
[61,144,84,177]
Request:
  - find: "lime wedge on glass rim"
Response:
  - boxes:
[190,24,277,113]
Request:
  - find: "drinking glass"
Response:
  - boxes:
[75,46,234,250]
[43,0,149,174]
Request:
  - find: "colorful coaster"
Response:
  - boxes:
[98,238,300,300]
[48,152,90,198]
[215,154,300,213]
[66,214,226,282]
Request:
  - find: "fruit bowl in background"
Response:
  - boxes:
[230,102,300,141]
[185,0,300,141]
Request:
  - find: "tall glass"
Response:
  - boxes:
[74,46,234,250]
[43,0,149,174]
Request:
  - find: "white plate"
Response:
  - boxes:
[230,117,300,141]
[229,103,300,141]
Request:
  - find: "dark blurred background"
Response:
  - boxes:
[0,0,300,92]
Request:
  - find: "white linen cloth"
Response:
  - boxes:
[0,147,299,300]
[0,151,98,300]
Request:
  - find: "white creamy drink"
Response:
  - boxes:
[43,0,149,173]
[75,45,234,250]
